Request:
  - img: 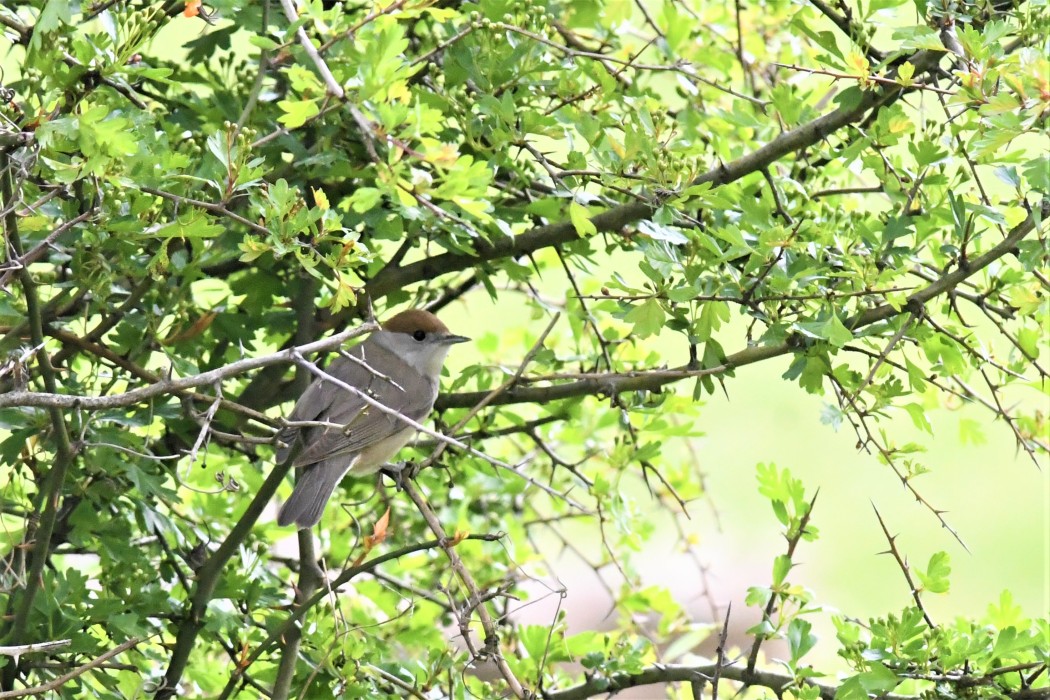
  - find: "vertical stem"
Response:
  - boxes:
[271,533,321,700]
[0,155,77,689]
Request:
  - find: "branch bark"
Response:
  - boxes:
[543,660,905,700]
[0,322,379,410]
[542,660,1050,700]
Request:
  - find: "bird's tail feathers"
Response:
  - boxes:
[277,458,353,528]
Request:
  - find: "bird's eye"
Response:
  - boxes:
[412,330,427,341]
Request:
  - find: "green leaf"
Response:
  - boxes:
[1023,156,1050,194]
[569,202,597,236]
[348,187,383,213]
[772,554,793,587]
[695,301,730,341]
[902,403,933,434]
[147,213,224,239]
[745,586,773,607]
[896,61,915,85]
[519,624,559,660]
[565,631,603,659]
[625,299,665,338]
[788,618,818,663]
[249,35,280,50]
[891,25,943,50]
[277,98,321,128]
[29,0,71,53]
[821,315,854,348]
[915,551,951,594]
[858,662,902,693]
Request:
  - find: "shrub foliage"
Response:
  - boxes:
[0,0,1047,698]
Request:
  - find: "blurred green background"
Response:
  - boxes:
[440,265,1049,667]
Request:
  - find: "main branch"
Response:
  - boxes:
[438,200,1047,410]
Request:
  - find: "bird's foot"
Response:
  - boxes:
[381,461,420,491]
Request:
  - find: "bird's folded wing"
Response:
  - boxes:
[275,355,356,463]
[289,347,433,468]
[292,389,429,467]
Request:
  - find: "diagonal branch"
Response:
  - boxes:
[403,481,527,699]
[0,322,378,410]
[365,51,944,302]
[437,200,1047,410]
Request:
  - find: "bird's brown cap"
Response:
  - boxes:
[382,309,450,335]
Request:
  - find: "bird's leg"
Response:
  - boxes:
[381,461,419,491]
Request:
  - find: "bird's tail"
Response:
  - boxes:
[277,458,352,528]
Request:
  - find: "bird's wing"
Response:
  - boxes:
[275,353,361,463]
[291,345,436,468]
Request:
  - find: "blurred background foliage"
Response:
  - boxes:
[0,0,1047,698]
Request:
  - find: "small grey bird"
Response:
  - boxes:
[276,309,469,528]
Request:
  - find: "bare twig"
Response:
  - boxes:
[872,506,936,628]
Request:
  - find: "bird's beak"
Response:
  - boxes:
[440,334,471,345]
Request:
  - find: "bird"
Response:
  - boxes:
[275,309,469,528]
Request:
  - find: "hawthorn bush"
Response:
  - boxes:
[0,0,1047,698]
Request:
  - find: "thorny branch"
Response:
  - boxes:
[872,506,936,628]
[542,659,1050,700]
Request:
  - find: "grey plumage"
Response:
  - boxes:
[275,311,467,528]
[275,454,358,529]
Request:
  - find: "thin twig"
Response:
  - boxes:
[872,505,936,628]
[848,312,918,401]
[0,636,150,699]
[403,481,527,699]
